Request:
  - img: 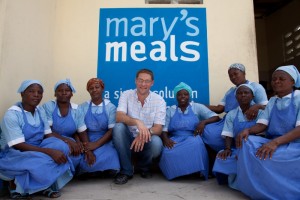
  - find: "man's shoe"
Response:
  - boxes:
[114,174,133,185]
[140,171,152,179]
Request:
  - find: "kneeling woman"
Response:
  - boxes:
[0,80,73,198]
[159,82,219,180]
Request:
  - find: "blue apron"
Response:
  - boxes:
[20,104,44,146]
[159,105,209,180]
[85,101,108,141]
[79,101,120,173]
[52,104,77,137]
[52,104,81,171]
[213,108,256,186]
[267,92,296,138]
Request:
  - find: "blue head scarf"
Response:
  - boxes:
[173,82,193,98]
[275,65,300,87]
[54,79,76,93]
[17,80,44,93]
[235,83,254,95]
[228,63,246,72]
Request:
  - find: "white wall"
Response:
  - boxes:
[0,0,258,117]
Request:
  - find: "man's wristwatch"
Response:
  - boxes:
[149,128,154,135]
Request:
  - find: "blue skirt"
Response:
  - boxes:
[79,141,120,173]
[236,135,300,199]
[202,118,225,152]
[159,135,208,180]
[213,149,237,175]
[212,149,238,187]
[61,136,82,172]
[0,137,73,194]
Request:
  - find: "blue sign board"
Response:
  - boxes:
[98,8,209,106]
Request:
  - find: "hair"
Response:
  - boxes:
[86,78,105,91]
[136,68,154,80]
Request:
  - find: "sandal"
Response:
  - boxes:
[42,188,61,198]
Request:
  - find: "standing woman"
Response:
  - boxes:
[159,82,219,180]
[212,84,263,187]
[43,79,86,172]
[0,80,73,199]
[236,65,300,199]
[202,63,268,151]
[78,78,120,176]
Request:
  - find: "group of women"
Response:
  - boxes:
[211,64,300,199]
[0,63,299,199]
[0,78,120,199]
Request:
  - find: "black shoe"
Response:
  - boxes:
[114,173,133,185]
[140,171,152,179]
[103,169,118,178]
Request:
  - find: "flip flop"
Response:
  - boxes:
[42,188,61,198]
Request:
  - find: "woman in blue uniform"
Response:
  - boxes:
[159,82,219,180]
[43,79,86,172]
[202,63,268,152]
[212,84,262,187]
[235,65,300,199]
[0,80,73,199]
[78,78,120,176]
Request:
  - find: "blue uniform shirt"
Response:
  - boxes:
[1,103,51,148]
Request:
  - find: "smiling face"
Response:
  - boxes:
[21,84,43,111]
[135,72,154,96]
[176,89,190,107]
[87,82,103,102]
[55,83,73,104]
[235,86,254,106]
[228,68,246,86]
[271,70,294,97]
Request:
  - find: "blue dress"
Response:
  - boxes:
[212,108,256,187]
[202,89,237,152]
[0,103,72,195]
[159,105,209,180]
[202,81,268,152]
[79,101,120,173]
[236,91,300,199]
[51,104,82,171]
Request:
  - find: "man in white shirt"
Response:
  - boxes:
[112,68,166,184]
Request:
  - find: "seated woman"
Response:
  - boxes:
[78,78,120,176]
[212,84,263,186]
[202,63,268,152]
[43,79,86,172]
[235,65,300,199]
[159,82,220,180]
[0,80,73,199]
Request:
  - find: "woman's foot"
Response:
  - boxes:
[9,190,31,199]
[42,188,61,198]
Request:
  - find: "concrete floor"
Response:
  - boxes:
[1,173,249,200]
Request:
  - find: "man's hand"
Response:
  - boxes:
[130,135,145,152]
[136,120,151,143]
